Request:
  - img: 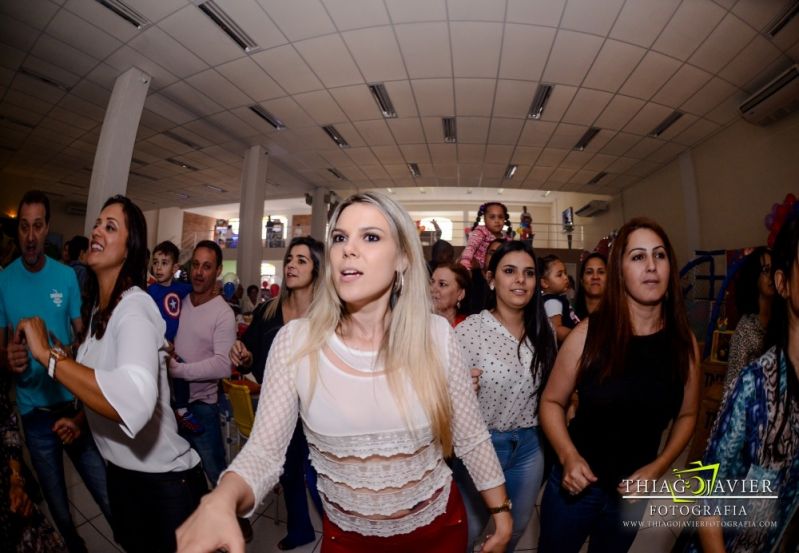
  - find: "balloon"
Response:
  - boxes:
[785,193,796,206]
[223,281,236,300]
[221,272,239,286]
[765,213,774,229]
[270,283,280,297]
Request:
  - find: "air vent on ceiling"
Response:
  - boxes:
[649,111,684,137]
[197,0,260,52]
[95,0,150,29]
[249,105,285,130]
[442,117,457,143]
[739,64,799,126]
[163,130,201,150]
[408,163,421,177]
[327,168,347,180]
[18,67,70,91]
[574,127,601,151]
[587,171,608,185]
[368,83,397,118]
[767,1,799,37]
[322,125,349,148]
[528,84,553,119]
[166,157,198,171]
[575,200,609,218]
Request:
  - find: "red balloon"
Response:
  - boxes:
[777,205,788,220]
[785,193,796,207]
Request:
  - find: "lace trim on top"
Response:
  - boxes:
[323,480,452,537]
[303,425,434,459]
[308,440,443,491]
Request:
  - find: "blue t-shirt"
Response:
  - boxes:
[0,256,82,414]
[147,280,192,343]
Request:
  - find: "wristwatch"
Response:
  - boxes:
[487,498,512,514]
[47,346,68,379]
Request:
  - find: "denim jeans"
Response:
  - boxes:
[452,426,545,553]
[21,407,112,553]
[182,400,227,486]
[280,420,324,546]
[106,462,208,553]
[538,463,648,553]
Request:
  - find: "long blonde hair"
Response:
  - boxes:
[295,192,454,454]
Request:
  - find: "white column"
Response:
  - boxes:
[310,187,328,241]
[84,67,151,235]
[236,145,268,289]
[156,207,184,247]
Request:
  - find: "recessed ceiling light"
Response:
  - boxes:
[205,184,226,192]
[498,188,504,195]
[368,83,397,118]
[163,130,201,150]
[95,0,150,29]
[387,187,393,194]
[174,192,189,199]
[18,67,70,91]
[503,164,517,179]
[442,117,457,143]
[587,171,608,185]
[767,1,799,37]
[528,84,553,120]
[166,158,198,171]
[249,105,285,130]
[649,111,684,137]
[408,163,421,177]
[543,190,552,197]
[327,168,346,180]
[322,125,349,148]
[419,187,426,194]
[574,127,601,151]
[197,0,260,52]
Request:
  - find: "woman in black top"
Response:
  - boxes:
[573,252,607,320]
[228,236,323,551]
[538,218,700,553]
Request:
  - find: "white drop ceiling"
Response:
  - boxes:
[0,0,798,211]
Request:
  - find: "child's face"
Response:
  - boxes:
[152,251,178,285]
[484,205,505,234]
[542,260,569,294]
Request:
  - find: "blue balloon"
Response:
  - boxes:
[223,281,236,300]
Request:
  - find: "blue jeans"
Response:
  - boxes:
[280,420,324,546]
[452,427,545,553]
[538,463,648,553]
[182,400,227,486]
[21,407,112,553]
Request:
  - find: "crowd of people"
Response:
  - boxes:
[0,189,797,553]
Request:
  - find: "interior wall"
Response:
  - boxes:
[621,110,799,263]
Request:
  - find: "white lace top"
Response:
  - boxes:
[225,315,504,536]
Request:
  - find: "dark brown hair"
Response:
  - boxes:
[578,218,694,384]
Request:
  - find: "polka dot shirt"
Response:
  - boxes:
[455,310,539,432]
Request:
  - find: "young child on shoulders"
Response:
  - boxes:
[459,202,512,270]
[147,240,203,435]
[539,254,580,344]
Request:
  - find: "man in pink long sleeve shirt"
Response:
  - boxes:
[171,240,235,486]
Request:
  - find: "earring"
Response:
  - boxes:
[456,300,461,309]
[489,282,495,291]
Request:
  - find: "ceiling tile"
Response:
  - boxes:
[400,144,431,163]
[342,27,407,83]
[624,136,665,159]
[0,17,38,51]
[562,88,613,126]
[610,0,679,47]
[395,22,452,79]
[186,70,250,109]
[732,0,792,32]
[455,79,495,117]
[623,102,673,135]
[429,144,457,164]
[321,0,390,30]
[537,148,569,167]
[293,90,350,125]
[387,117,426,143]
[619,51,682,100]
[719,35,783,89]
[493,80,537,119]
[689,13,757,74]
[330,85,382,121]
[216,57,284,102]
[511,146,542,164]
[256,0,336,41]
[1,0,59,30]
[158,5,244,67]
[652,0,726,61]
[205,111,258,139]
[488,118,524,145]
[457,117,490,143]
[681,77,739,116]
[560,150,591,169]
[129,25,207,78]
[518,120,557,147]
[63,0,141,42]
[451,22,503,78]
[161,81,223,118]
[600,132,638,155]
[542,30,604,86]
[412,79,454,116]
[705,93,741,125]
[447,0,505,21]
[371,144,405,164]
[547,122,587,149]
[595,94,645,130]
[560,0,625,36]
[539,85,578,122]
[251,45,323,94]
[673,118,720,146]
[294,34,364,88]
[506,0,565,27]
[607,156,637,172]
[421,116,445,142]
[359,164,390,179]
[144,93,195,125]
[654,112,697,141]
[498,24,555,81]
[584,153,617,171]
[652,64,713,108]
[31,35,98,77]
[525,165,556,184]
[385,0,446,23]
[213,0,288,50]
[260,96,317,128]
[350,120,394,145]
[345,146,380,165]
[484,144,514,164]
[583,39,646,93]
[23,55,81,89]
[0,44,25,72]
[649,141,687,163]
[46,8,122,59]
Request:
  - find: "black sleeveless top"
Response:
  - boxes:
[568,330,684,489]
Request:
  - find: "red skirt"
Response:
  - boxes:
[321,485,468,553]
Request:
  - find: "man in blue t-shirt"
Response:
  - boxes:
[0,191,111,553]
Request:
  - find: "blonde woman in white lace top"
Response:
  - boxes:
[177,193,511,553]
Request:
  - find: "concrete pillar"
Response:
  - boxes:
[84,67,151,235]
[310,187,328,241]
[236,145,268,289]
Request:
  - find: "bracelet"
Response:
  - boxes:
[486,497,512,514]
